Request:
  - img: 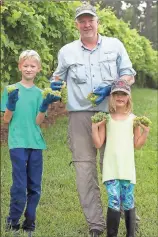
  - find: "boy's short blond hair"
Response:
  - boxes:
[109,93,133,114]
[19,50,41,65]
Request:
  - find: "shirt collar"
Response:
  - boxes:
[80,34,102,50]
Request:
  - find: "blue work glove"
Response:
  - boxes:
[93,85,111,105]
[50,81,63,91]
[39,93,61,113]
[6,89,19,111]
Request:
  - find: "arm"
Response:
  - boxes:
[51,49,68,82]
[117,40,136,85]
[3,109,13,123]
[134,124,150,149]
[120,75,135,85]
[36,112,46,125]
[92,121,106,149]
[1,88,19,123]
[50,49,68,90]
[93,39,136,105]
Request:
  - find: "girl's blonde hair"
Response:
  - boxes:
[109,93,133,114]
[19,50,41,65]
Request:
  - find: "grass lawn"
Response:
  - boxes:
[1,88,158,237]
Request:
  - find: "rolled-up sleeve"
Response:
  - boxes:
[51,49,68,82]
[116,39,136,77]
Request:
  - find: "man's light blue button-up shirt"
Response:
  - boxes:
[52,35,136,112]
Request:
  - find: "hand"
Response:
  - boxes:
[40,93,61,113]
[50,81,63,91]
[139,123,150,134]
[6,89,19,111]
[93,85,111,105]
[92,120,106,128]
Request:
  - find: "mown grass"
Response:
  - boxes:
[1,88,158,237]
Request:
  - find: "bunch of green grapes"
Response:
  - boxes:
[61,82,68,104]
[87,93,99,107]
[6,85,17,93]
[42,88,53,98]
[91,112,110,123]
[52,90,61,97]
[42,88,61,99]
[133,116,152,128]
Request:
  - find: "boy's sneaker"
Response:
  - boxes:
[22,219,35,232]
[5,220,20,232]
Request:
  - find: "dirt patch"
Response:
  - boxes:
[40,101,68,128]
[1,121,8,144]
[0,101,68,144]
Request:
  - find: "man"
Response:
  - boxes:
[50,3,136,237]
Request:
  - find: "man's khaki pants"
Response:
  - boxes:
[68,112,106,232]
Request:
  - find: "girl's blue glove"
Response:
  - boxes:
[93,85,111,105]
[6,89,19,111]
[50,81,63,91]
[40,93,61,113]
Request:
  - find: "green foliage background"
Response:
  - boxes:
[1,1,158,89]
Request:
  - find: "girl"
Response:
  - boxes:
[92,79,150,237]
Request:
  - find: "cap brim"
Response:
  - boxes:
[75,10,97,19]
[110,88,130,95]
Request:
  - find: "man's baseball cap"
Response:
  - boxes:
[75,4,97,19]
[110,80,131,95]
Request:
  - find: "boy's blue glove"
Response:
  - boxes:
[93,85,111,105]
[6,89,19,111]
[39,93,61,113]
[50,81,63,91]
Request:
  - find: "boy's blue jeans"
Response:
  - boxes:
[104,179,135,211]
[7,148,43,227]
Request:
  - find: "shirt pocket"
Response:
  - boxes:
[69,62,87,84]
[99,52,118,80]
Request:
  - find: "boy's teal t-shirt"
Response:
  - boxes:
[1,82,46,150]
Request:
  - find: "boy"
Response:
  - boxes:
[1,50,60,235]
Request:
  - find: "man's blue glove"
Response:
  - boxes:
[50,81,63,91]
[39,93,61,113]
[6,89,19,111]
[93,85,111,105]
